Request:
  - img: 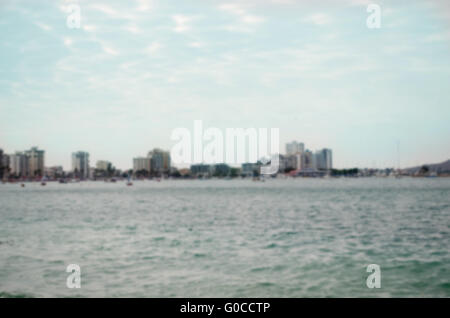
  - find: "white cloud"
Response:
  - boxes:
[188,41,205,48]
[124,24,141,34]
[241,15,265,24]
[136,0,153,12]
[89,3,136,20]
[90,4,117,16]
[382,44,413,55]
[35,22,52,31]
[144,42,162,54]
[102,45,119,56]
[219,3,265,25]
[347,0,372,6]
[82,25,97,33]
[63,37,73,47]
[219,3,246,16]
[423,32,450,43]
[172,14,193,33]
[303,13,332,26]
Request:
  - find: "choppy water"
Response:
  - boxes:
[0,178,449,297]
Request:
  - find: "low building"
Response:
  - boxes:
[44,166,64,179]
[133,157,151,176]
[212,163,230,177]
[178,168,191,177]
[291,168,326,178]
[89,167,96,179]
[190,164,212,177]
[241,162,261,177]
[96,160,111,171]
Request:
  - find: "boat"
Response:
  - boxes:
[41,175,47,186]
[21,183,25,187]
[126,174,133,186]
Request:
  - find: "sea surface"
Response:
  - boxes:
[0,178,449,297]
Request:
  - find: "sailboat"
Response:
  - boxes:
[127,174,133,186]
[41,175,47,186]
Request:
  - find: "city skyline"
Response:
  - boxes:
[1,0,450,170]
[0,136,448,172]
[2,142,333,173]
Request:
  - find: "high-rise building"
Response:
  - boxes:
[133,157,151,173]
[10,152,29,177]
[147,148,171,175]
[0,149,4,179]
[25,147,45,177]
[303,150,316,170]
[7,147,45,178]
[2,154,9,173]
[72,151,90,179]
[286,141,305,155]
[315,148,333,170]
[294,152,303,170]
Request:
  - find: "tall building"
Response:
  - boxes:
[294,152,303,170]
[10,152,29,177]
[7,147,45,178]
[0,149,4,179]
[286,141,305,155]
[133,157,151,173]
[147,148,171,175]
[25,147,45,177]
[303,150,316,170]
[72,151,90,179]
[315,148,333,170]
[2,154,9,172]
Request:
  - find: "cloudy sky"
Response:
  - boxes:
[0,0,449,170]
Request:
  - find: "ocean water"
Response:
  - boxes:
[0,178,449,298]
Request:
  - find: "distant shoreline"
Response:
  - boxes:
[2,175,449,185]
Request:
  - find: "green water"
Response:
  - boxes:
[0,178,448,297]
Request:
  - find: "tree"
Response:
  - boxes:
[106,163,116,178]
[419,165,429,175]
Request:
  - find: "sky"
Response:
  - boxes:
[0,0,449,170]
